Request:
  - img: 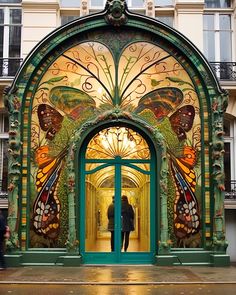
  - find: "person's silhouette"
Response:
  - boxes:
[121,195,134,252]
[107,196,114,251]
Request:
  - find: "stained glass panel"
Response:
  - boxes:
[85,127,150,160]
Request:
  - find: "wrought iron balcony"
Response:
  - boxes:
[0,58,23,77]
[210,62,236,81]
[225,180,236,199]
[0,59,235,81]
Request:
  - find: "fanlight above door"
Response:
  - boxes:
[85,127,150,160]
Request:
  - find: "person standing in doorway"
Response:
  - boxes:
[121,195,134,252]
[0,210,6,270]
[107,196,115,251]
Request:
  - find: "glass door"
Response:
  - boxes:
[84,164,115,253]
[121,164,150,253]
[80,127,155,264]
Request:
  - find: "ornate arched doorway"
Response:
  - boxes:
[5,0,229,266]
[80,125,156,264]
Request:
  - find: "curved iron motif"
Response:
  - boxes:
[31,40,201,247]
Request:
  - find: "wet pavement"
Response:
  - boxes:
[0,265,236,295]
[0,264,236,284]
[0,284,236,295]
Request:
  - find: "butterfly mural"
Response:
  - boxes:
[169,146,200,245]
[135,87,200,244]
[135,87,195,141]
[32,145,68,239]
[37,104,63,140]
[32,86,96,239]
[169,105,195,141]
[31,40,201,247]
[37,86,96,140]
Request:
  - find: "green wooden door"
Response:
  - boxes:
[79,127,156,264]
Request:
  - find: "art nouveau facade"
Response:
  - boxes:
[0,0,235,265]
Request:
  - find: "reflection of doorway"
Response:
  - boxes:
[80,126,156,264]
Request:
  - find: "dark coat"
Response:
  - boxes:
[107,203,114,231]
[121,201,134,232]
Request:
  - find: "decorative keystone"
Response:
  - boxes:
[105,0,128,26]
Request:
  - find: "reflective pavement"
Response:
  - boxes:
[0,284,236,295]
[0,265,236,294]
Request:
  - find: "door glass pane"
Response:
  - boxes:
[121,165,150,252]
[85,165,115,252]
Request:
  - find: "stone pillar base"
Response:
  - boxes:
[5,254,22,267]
[61,255,82,266]
[210,254,230,266]
[155,255,176,266]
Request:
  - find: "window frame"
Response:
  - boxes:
[224,117,236,191]
[203,5,234,62]
[0,4,22,76]
[205,0,231,9]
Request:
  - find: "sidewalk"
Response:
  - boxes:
[0,264,236,285]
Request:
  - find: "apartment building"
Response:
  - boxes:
[0,0,235,265]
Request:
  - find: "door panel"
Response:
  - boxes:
[121,165,150,253]
[81,126,154,263]
[85,165,115,252]
[84,162,151,256]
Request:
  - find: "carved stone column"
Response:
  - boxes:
[4,86,21,252]
[210,91,230,265]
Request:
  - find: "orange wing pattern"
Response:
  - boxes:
[170,146,200,243]
[32,146,67,239]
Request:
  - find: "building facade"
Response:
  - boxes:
[0,0,235,265]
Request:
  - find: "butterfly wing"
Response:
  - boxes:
[135,87,183,121]
[32,147,67,239]
[169,105,195,141]
[49,86,96,120]
[169,147,200,242]
[37,104,64,140]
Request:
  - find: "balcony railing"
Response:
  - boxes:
[0,58,23,77]
[0,59,236,81]
[225,180,236,201]
[210,62,236,81]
